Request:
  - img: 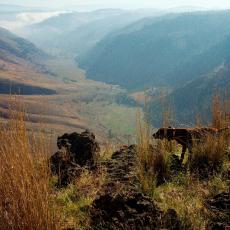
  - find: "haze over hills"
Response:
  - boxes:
[0,4,37,13]
[78,10,230,90]
[146,31,230,126]
[1,3,230,230]
[0,27,47,63]
[19,9,162,57]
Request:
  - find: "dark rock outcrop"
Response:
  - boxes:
[50,130,99,186]
[50,150,82,187]
[104,145,140,190]
[90,145,182,230]
[205,192,230,229]
[160,209,183,230]
[91,192,162,230]
[57,130,100,167]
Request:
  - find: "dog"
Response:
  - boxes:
[152,127,225,162]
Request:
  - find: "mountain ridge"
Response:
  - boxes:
[78,10,230,90]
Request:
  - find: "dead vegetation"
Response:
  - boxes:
[0,107,59,230]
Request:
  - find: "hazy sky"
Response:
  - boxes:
[2,0,230,10]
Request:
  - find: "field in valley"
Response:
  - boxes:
[0,58,139,144]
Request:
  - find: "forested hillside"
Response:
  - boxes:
[148,58,230,126]
[79,10,230,90]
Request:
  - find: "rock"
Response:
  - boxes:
[205,192,230,229]
[90,192,161,230]
[57,130,100,167]
[90,145,182,230]
[160,209,182,230]
[50,130,99,186]
[106,145,140,190]
[50,150,82,187]
[222,169,230,181]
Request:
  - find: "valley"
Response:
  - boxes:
[1,7,230,139]
[0,54,138,143]
[0,3,230,230]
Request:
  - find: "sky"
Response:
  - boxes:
[2,0,230,10]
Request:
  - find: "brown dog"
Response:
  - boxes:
[153,127,221,162]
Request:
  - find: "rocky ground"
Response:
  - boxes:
[205,192,230,229]
[50,131,230,230]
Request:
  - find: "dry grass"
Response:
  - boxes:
[136,109,169,195]
[190,93,230,177]
[153,173,229,230]
[212,92,223,129]
[0,104,59,230]
[99,142,118,162]
[140,93,230,229]
[55,169,105,230]
[190,133,227,177]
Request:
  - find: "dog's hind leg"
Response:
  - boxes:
[188,144,193,163]
[180,144,187,163]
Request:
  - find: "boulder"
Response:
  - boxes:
[90,145,182,229]
[57,130,100,167]
[91,191,161,230]
[160,209,182,230]
[50,150,82,187]
[50,130,100,186]
[205,192,230,229]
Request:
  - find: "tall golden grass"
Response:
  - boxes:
[136,109,169,195]
[190,92,230,176]
[190,133,227,176]
[0,101,59,230]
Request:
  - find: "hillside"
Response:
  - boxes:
[0,27,138,141]
[0,27,56,94]
[78,10,230,90]
[148,58,230,127]
[0,27,47,63]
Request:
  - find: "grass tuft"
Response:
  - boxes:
[136,109,169,195]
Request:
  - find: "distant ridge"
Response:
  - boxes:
[78,10,230,90]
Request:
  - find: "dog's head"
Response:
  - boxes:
[153,128,166,139]
[153,127,175,140]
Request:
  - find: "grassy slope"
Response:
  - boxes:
[0,57,139,143]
